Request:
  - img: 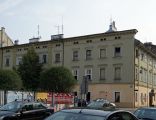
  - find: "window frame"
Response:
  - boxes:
[73,51,79,61]
[55,53,61,63]
[114,47,121,57]
[86,50,92,60]
[85,68,92,80]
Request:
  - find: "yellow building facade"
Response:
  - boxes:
[0,23,156,108]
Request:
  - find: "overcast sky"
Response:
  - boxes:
[0,0,156,44]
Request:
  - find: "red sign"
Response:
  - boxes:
[47,93,74,104]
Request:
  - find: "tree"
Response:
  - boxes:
[40,66,76,93]
[18,47,42,91]
[0,69,22,90]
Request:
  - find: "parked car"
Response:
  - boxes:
[44,108,138,120]
[134,107,156,120]
[87,98,116,110]
[0,100,54,120]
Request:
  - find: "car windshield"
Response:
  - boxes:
[0,102,22,112]
[45,111,105,120]
[134,108,156,120]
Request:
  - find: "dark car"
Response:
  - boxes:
[44,108,138,120]
[87,98,116,110]
[134,107,156,120]
[0,100,54,120]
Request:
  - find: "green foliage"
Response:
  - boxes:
[40,66,76,93]
[18,47,42,91]
[0,69,22,90]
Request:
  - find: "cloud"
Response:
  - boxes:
[0,0,24,14]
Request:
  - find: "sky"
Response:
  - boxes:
[0,0,156,44]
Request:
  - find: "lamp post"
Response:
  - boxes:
[80,76,89,107]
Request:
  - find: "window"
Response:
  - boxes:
[86,50,92,60]
[100,49,106,58]
[100,68,105,80]
[42,54,47,64]
[136,50,139,58]
[73,41,79,44]
[72,69,79,80]
[114,67,121,80]
[141,93,144,104]
[16,56,22,65]
[33,103,46,109]
[114,47,121,57]
[5,58,10,67]
[55,53,61,63]
[135,92,138,102]
[85,69,92,80]
[141,53,144,60]
[135,67,139,80]
[73,51,78,61]
[115,92,120,102]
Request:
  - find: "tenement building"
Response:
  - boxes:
[0,22,156,108]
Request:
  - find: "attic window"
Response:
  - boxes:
[115,36,121,39]
[24,48,28,51]
[36,46,40,49]
[100,38,106,41]
[86,40,92,43]
[17,48,22,51]
[74,41,79,44]
[6,49,10,53]
[43,46,47,48]
[56,44,60,47]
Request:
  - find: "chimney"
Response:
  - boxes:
[14,40,19,45]
[29,37,40,43]
[1,27,5,32]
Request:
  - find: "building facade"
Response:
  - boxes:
[0,23,156,108]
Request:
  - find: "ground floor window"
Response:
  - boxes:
[135,92,138,102]
[115,92,120,103]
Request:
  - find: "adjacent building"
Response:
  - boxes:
[0,27,13,47]
[0,23,156,107]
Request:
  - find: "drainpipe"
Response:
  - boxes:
[62,38,64,66]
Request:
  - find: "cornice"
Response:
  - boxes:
[0,29,137,50]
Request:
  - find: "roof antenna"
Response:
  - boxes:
[110,15,112,24]
[55,25,60,34]
[61,16,64,35]
[37,24,41,39]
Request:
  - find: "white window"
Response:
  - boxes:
[86,50,92,60]
[141,53,144,61]
[16,56,22,65]
[55,53,61,63]
[135,92,138,102]
[72,69,79,80]
[42,54,47,64]
[114,47,121,57]
[73,51,78,61]
[100,49,106,58]
[114,67,121,80]
[135,67,139,80]
[85,68,92,80]
[5,57,10,67]
[100,68,105,80]
[135,49,139,58]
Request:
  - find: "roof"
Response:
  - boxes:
[61,108,111,117]
[1,29,138,49]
